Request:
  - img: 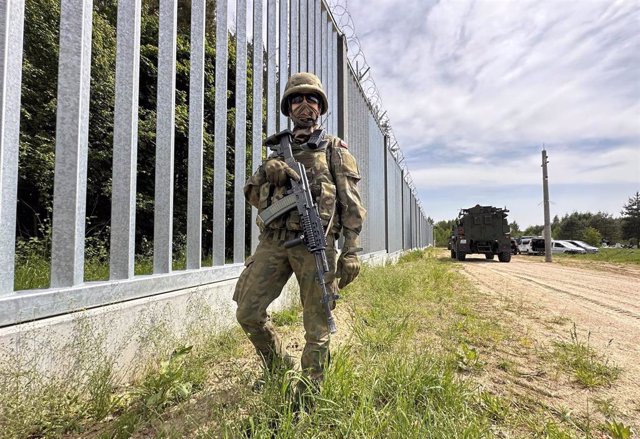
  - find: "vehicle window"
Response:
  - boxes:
[474,216,481,225]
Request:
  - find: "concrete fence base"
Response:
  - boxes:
[0,249,426,383]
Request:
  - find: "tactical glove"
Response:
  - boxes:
[264,159,300,186]
[337,250,361,289]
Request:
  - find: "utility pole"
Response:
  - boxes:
[542,148,552,262]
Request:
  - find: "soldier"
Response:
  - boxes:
[233,72,366,386]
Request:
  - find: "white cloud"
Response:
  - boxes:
[411,144,640,188]
[347,0,640,154]
[343,0,640,222]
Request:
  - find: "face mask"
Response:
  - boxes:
[290,101,320,128]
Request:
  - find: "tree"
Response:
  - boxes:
[509,221,521,236]
[621,192,640,246]
[582,227,601,247]
[522,225,543,236]
[551,215,561,239]
[17,0,258,261]
[555,213,586,239]
[433,219,455,248]
[17,0,61,237]
[587,212,622,243]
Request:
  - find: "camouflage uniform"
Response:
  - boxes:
[233,77,366,380]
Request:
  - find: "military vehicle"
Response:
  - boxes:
[448,205,512,262]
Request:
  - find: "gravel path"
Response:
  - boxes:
[458,254,640,426]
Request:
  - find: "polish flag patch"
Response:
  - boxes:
[339,140,348,149]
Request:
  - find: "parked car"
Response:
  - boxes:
[551,240,586,254]
[531,238,546,255]
[518,237,534,254]
[566,240,599,253]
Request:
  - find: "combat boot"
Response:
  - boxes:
[290,374,321,413]
[252,351,298,393]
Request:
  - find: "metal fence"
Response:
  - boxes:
[0,0,432,327]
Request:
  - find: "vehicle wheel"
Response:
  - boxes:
[457,251,466,261]
[498,251,511,262]
[485,253,494,260]
[451,249,456,259]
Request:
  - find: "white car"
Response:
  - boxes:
[517,238,532,254]
[567,240,599,253]
[551,240,587,254]
[517,236,540,254]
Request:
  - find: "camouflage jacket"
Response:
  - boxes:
[244,133,366,242]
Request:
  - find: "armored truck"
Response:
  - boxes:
[448,205,512,262]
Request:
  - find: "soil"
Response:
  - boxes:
[457,253,640,430]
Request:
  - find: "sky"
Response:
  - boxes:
[343,0,640,229]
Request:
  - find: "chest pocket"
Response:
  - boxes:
[258,183,288,230]
[284,181,336,230]
[260,145,337,231]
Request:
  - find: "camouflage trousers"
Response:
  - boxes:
[233,230,338,381]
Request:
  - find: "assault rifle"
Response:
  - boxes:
[260,129,339,333]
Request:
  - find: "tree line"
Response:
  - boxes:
[18,0,260,262]
[432,192,640,248]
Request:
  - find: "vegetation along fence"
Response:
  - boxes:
[0,0,433,328]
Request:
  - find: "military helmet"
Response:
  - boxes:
[280,72,328,117]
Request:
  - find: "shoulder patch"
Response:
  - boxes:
[339,140,348,149]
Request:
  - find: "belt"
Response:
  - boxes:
[261,228,338,249]
[261,228,301,242]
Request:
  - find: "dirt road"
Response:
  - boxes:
[457,254,640,427]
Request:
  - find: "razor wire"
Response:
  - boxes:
[326,0,416,197]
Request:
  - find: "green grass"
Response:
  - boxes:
[271,307,302,327]
[554,248,640,264]
[0,320,243,439]
[4,247,633,438]
[553,324,620,388]
[13,254,214,290]
[101,344,207,439]
[216,248,495,438]
[603,419,634,439]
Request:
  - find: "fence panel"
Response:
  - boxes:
[266,0,277,137]
[152,0,178,274]
[0,0,432,327]
[0,0,24,294]
[186,0,205,270]
[233,0,248,263]
[111,0,141,279]
[403,179,412,249]
[299,0,307,71]
[251,0,265,252]
[367,114,385,253]
[345,67,369,252]
[290,0,298,74]
[213,0,229,266]
[314,0,321,75]
[50,0,93,287]
[278,0,288,131]
[386,152,403,253]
